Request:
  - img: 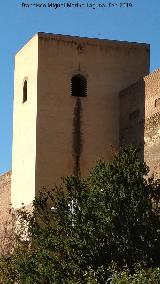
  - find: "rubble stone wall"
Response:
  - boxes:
[0,171,11,225]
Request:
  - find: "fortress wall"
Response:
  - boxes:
[0,171,11,228]
[120,69,160,176]
[143,69,160,177]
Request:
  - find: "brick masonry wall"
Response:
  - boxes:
[120,68,160,177]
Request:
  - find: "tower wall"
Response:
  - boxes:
[11,35,38,208]
[120,78,145,160]
[35,33,150,193]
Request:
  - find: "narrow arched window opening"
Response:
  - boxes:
[23,80,27,103]
[71,74,87,97]
[155,98,160,108]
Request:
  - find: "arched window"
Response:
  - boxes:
[71,74,87,97]
[23,80,27,103]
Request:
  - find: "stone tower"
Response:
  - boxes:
[11,33,150,208]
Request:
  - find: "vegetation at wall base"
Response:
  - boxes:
[1,147,160,283]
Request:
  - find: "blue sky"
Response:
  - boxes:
[0,0,160,174]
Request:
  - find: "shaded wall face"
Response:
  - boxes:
[11,36,38,208]
[36,35,149,192]
[120,79,145,160]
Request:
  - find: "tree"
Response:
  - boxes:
[1,147,160,283]
[111,265,160,284]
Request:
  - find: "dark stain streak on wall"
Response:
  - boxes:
[72,97,82,176]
